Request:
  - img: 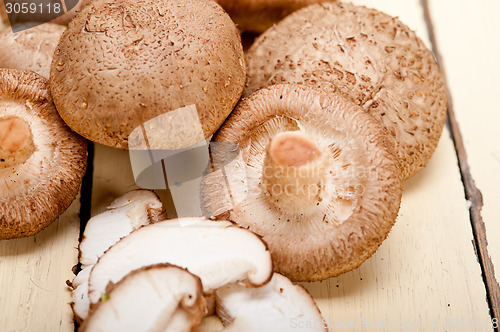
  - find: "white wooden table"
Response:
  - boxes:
[1,0,499,331]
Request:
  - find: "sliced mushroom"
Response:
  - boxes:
[244,1,447,179]
[214,0,328,33]
[0,69,87,240]
[71,190,166,321]
[0,23,65,78]
[50,0,246,149]
[87,218,273,309]
[216,273,326,331]
[80,264,206,332]
[201,84,401,281]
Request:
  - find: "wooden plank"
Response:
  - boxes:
[0,195,81,332]
[427,0,500,320]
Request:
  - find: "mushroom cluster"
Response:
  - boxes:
[71,191,326,331]
[0,69,87,239]
[0,0,448,328]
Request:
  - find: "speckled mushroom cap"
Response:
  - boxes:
[215,0,329,33]
[0,69,87,240]
[50,0,246,150]
[0,23,65,79]
[201,84,402,281]
[245,2,447,179]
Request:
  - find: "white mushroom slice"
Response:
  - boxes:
[72,189,166,321]
[80,264,206,332]
[216,273,326,331]
[0,23,65,78]
[88,218,273,307]
[201,84,402,282]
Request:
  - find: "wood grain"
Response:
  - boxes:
[425,0,500,322]
[0,195,80,332]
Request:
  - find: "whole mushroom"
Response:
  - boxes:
[201,84,402,281]
[0,23,65,78]
[0,69,87,239]
[50,0,246,150]
[244,1,447,179]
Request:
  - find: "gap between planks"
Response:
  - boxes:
[421,0,500,326]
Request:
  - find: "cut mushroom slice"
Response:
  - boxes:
[87,218,273,308]
[50,0,245,149]
[71,190,166,321]
[201,84,402,281]
[216,273,326,331]
[0,23,65,78]
[0,69,87,240]
[244,1,447,179]
[80,264,206,332]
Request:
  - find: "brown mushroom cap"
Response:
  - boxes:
[201,84,402,281]
[0,69,87,240]
[0,23,65,78]
[50,0,246,149]
[215,0,330,33]
[244,2,447,179]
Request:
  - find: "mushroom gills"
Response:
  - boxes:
[216,273,326,331]
[80,264,206,332]
[244,1,447,179]
[72,190,166,322]
[87,218,273,308]
[0,23,65,79]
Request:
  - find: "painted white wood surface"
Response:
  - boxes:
[429,0,500,288]
[0,196,80,332]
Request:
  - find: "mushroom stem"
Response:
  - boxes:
[0,116,35,168]
[262,131,328,214]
